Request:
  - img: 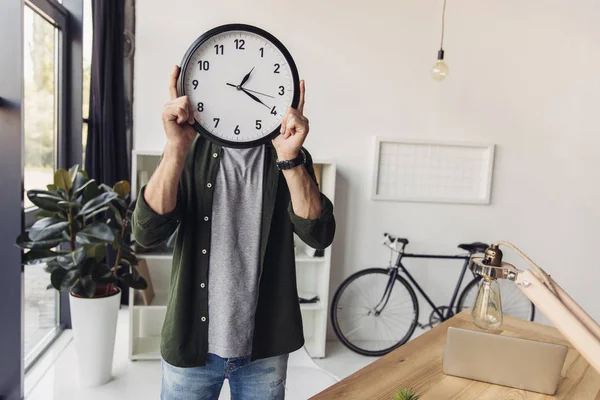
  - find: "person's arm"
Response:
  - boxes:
[132,66,197,248]
[273,81,335,249]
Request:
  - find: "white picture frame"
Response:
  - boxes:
[371,138,495,205]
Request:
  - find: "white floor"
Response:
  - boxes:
[26,308,424,399]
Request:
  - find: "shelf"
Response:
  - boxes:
[137,253,173,260]
[133,292,168,308]
[295,254,329,263]
[300,301,323,311]
[131,336,161,360]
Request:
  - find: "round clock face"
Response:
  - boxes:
[178,24,300,148]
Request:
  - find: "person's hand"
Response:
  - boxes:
[162,65,197,153]
[272,80,309,160]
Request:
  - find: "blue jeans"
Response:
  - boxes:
[161,353,288,400]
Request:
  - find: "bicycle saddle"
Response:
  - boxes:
[458,242,489,254]
[384,233,409,245]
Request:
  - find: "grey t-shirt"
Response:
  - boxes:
[207,145,265,358]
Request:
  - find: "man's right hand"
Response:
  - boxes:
[162,65,197,153]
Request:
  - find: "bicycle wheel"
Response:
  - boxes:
[331,268,419,356]
[457,277,535,321]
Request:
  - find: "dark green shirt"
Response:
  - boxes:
[132,137,335,367]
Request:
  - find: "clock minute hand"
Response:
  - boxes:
[226,83,275,99]
[240,87,270,109]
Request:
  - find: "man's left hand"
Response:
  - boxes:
[272,80,308,161]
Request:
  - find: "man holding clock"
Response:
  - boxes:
[132,66,335,399]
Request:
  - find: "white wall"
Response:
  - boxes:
[134,0,600,334]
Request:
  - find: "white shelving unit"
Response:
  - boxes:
[129,150,336,360]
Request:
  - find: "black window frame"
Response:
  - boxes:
[22,0,83,376]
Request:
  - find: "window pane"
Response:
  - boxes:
[82,0,92,164]
[24,261,59,359]
[23,6,60,366]
[24,7,57,209]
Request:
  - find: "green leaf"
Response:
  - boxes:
[74,178,96,198]
[91,263,118,284]
[84,243,106,262]
[71,275,96,298]
[50,268,68,290]
[22,249,59,265]
[57,201,82,212]
[120,247,138,266]
[27,190,64,212]
[75,222,115,245]
[83,206,109,221]
[68,165,80,182]
[79,192,118,216]
[108,204,124,226]
[99,183,114,193]
[82,180,100,204]
[35,209,61,220]
[61,269,80,290]
[56,247,86,269]
[47,184,58,192]
[29,217,70,241]
[77,257,93,275]
[15,231,63,249]
[54,169,72,191]
[121,273,147,290]
[113,181,130,199]
[44,261,62,274]
[71,171,88,196]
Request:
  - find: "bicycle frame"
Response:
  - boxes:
[378,249,475,323]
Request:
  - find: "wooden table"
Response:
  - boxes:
[312,311,600,399]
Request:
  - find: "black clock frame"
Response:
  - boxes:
[178,23,300,149]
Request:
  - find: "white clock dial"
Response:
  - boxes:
[179,25,299,148]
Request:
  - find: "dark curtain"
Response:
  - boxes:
[86,0,128,187]
[86,1,130,304]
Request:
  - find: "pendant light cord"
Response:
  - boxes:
[440,0,447,50]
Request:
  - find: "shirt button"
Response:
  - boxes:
[200,283,206,288]
[202,249,207,255]
[213,152,218,158]
[204,216,209,222]
[201,316,206,322]
[207,183,212,188]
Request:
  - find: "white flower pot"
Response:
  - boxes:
[69,288,121,387]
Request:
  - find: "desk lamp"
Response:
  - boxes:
[470,242,600,374]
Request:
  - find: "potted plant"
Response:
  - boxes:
[16,165,146,387]
[394,388,420,400]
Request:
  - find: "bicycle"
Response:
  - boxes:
[331,233,535,356]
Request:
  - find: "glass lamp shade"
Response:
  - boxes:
[471,278,503,330]
[431,60,449,81]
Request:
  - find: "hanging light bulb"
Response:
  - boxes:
[431,50,449,81]
[432,0,449,81]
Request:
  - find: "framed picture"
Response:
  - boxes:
[372,138,495,205]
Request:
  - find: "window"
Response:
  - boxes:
[23,4,62,367]
[23,6,57,210]
[22,0,85,370]
[82,0,92,165]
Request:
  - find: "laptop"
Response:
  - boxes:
[443,327,568,395]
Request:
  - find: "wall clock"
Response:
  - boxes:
[178,24,300,148]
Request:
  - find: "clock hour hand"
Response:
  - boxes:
[239,67,254,87]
